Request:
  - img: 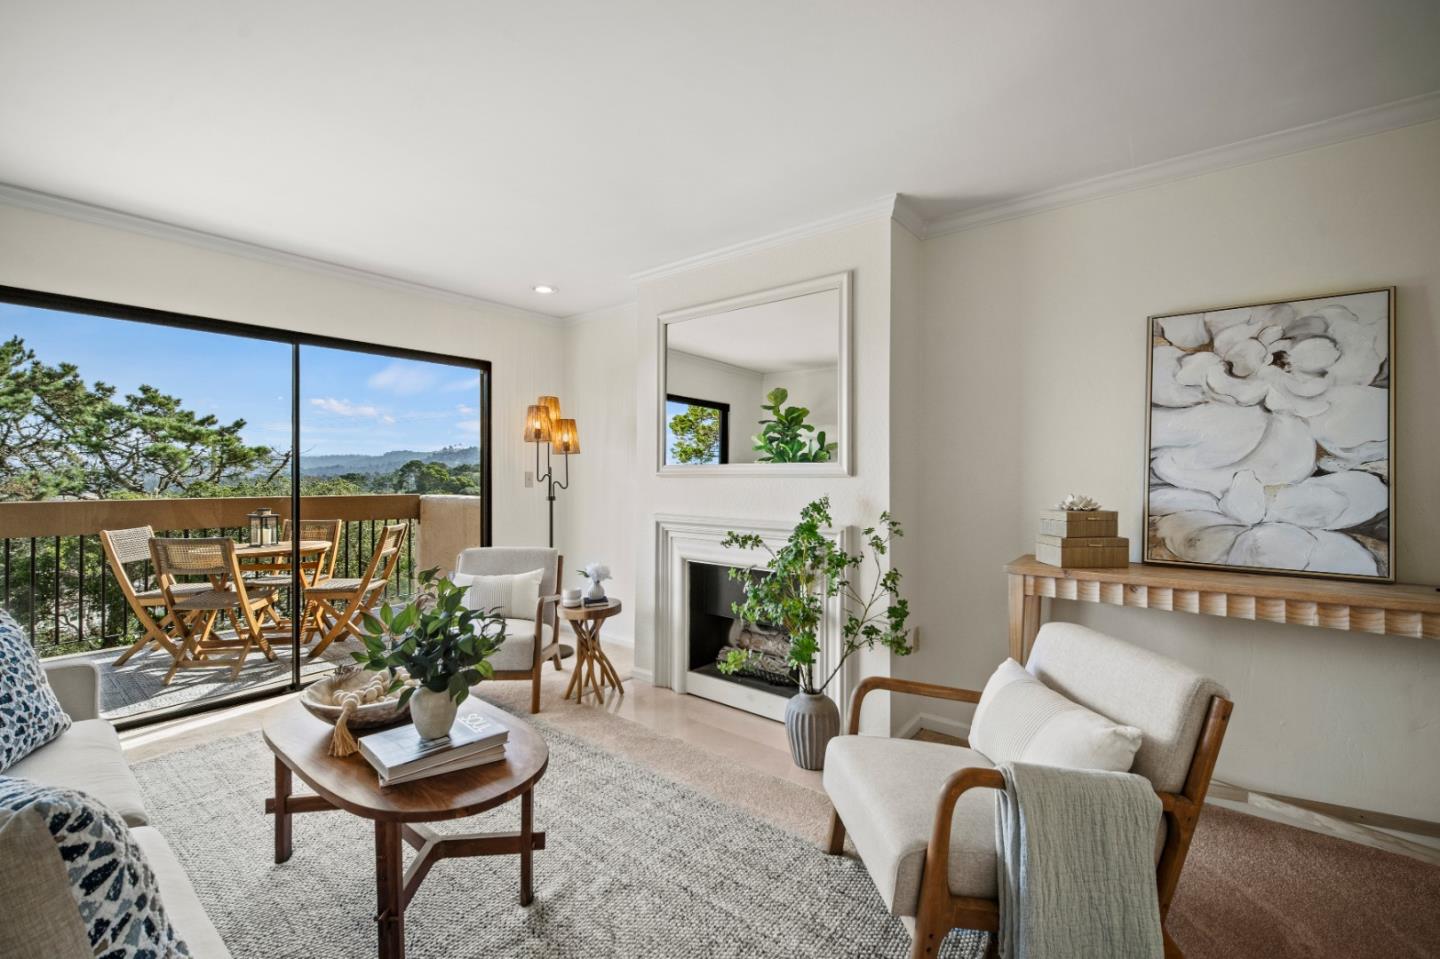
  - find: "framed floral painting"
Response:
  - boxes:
[1144,288,1394,582]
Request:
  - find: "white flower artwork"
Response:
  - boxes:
[1145,289,1393,581]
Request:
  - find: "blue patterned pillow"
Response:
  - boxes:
[0,777,191,958]
[0,607,73,771]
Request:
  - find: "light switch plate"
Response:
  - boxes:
[524,471,534,488]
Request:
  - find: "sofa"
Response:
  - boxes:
[0,659,231,959]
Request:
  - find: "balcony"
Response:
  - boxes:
[0,493,480,723]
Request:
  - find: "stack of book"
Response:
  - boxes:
[359,711,509,787]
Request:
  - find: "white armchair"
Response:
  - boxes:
[823,623,1232,958]
[454,547,564,713]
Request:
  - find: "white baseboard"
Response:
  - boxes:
[897,711,971,742]
[629,666,654,684]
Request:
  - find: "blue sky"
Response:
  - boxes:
[1,303,483,458]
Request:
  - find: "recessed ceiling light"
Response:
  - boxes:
[533,284,557,295]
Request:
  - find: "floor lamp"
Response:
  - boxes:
[523,394,579,550]
[526,396,579,660]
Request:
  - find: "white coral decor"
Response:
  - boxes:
[1149,292,1389,577]
[1057,494,1101,511]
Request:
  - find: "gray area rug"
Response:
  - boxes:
[133,717,987,958]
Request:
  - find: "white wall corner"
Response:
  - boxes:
[896,710,972,743]
[889,193,928,240]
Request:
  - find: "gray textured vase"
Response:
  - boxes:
[785,691,841,770]
[410,687,459,740]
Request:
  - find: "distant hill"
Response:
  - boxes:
[300,446,480,477]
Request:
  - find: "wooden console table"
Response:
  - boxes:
[1006,555,1440,662]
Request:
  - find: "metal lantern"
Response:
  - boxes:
[248,507,279,545]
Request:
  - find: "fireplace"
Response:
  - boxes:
[686,561,798,700]
[654,515,850,723]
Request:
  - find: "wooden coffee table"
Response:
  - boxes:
[559,598,623,704]
[262,696,549,959]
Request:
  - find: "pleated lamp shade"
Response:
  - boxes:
[550,418,580,454]
[523,404,552,442]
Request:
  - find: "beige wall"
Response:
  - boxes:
[557,301,639,642]
[0,202,566,549]
[629,217,899,733]
[896,120,1440,821]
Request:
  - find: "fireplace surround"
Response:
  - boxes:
[654,515,850,722]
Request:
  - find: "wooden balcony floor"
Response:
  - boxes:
[52,638,356,720]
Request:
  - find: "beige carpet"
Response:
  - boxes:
[475,664,1440,959]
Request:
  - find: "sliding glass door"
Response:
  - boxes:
[0,285,490,725]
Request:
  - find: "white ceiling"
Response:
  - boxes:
[667,289,839,374]
[2,1,1439,317]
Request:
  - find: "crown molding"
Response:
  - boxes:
[923,90,1440,238]
[889,194,928,239]
[629,193,910,284]
[0,182,565,326]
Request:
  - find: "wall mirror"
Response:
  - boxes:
[658,271,851,475]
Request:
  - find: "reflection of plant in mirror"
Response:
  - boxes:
[753,388,835,463]
[669,404,722,464]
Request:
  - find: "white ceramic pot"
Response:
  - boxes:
[584,578,607,602]
[410,687,459,740]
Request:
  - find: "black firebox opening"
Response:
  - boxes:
[687,561,798,698]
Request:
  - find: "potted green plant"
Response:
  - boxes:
[353,567,507,739]
[752,387,836,463]
[718,497,911,769]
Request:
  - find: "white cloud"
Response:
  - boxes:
[310,397,396,424]
[456,403,477,416]
[442,374,481,393]
[367,361,438,396]
[455,419,481,435]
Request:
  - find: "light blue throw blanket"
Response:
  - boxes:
[995,762,1164,959]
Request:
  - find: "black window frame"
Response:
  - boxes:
[0,283,493,728]
[665,393,730,465]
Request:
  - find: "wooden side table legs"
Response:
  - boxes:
[563,616,624,703]
[1007,573,1043,663]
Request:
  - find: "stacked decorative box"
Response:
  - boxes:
[1036,506,1128,569]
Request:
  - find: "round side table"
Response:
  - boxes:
[559,598,623,704]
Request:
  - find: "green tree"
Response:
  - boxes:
[669,404,722,464]
[0,336,287,500]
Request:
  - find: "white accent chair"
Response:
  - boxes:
[823,623,1233,959]
[454,547,564,713]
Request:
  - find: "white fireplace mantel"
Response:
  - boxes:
[653,514,853,722]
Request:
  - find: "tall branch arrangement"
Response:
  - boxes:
[717,497,911,695]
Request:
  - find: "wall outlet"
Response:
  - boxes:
[524,470,534,488]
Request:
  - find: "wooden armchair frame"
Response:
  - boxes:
[826,676,1233,959]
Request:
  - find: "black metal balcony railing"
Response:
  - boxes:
[0,495,424,659]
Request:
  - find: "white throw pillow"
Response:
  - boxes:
[970,658,1142,772]
[451,568,544,619]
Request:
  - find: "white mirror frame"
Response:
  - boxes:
[656,271,853,477]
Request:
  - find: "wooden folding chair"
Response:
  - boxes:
[245,518,342,640]
[149,536,278,684]
[101,526,208,668]
[304,524,408,660]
